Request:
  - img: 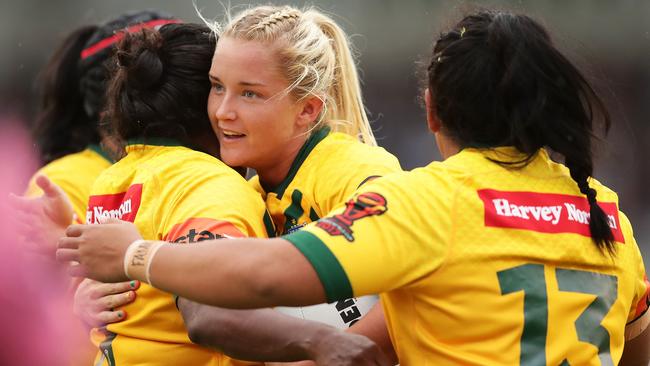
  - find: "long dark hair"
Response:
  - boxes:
[103,23,217,151]
[427,11,615,253]
[32,25,99,164]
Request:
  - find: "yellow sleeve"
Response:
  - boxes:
[313,147,401,216]
[155,163,267,242]
[284,172,449,302]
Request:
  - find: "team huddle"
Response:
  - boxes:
[12,4,649,366]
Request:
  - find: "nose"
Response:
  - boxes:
[214,93,237,122]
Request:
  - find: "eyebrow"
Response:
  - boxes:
[208,74,266,87]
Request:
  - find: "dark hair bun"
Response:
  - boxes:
[78,10,177,119]
[116,29,164,90]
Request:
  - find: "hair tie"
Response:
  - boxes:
[460,27,466,38]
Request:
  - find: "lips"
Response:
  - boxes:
[221,128,246,141]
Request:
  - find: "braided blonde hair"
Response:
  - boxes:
[206,5,376,145]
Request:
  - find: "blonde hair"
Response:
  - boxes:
[206,5,376,146]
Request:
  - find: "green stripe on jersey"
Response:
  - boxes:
[263,211,277,238]
[284,230,353,302]
[272,126,330,199]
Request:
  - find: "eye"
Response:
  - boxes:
[212,82,225,93]
[242,90,258,99]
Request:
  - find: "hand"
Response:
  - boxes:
[57,218,142,282]
[9,175,74,257]
[307,329,391,366]
[74,278,140,327]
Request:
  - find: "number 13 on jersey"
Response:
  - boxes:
[498,263,617,366]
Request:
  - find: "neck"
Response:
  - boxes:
[257,135,307,189]
[435,132,461,160]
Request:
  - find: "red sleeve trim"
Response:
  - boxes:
[633,275,650,321]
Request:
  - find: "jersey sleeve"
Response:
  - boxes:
[283,172,450,302]
[314,147,401,216]
[155,163,268,242]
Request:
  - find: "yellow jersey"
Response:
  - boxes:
[285,147,650,365]
[25,145,112,223]
[251,127,402,328]
[87,140,267,366]
[249,127,401,236]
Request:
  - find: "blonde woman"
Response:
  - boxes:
[182,5,400,365]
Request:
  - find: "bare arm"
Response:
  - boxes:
[179,299,388,365]
[58,222,326,308]
[620,313,650,366]
[347,304,398,365]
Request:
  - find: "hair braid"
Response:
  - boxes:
[252,10,300,31]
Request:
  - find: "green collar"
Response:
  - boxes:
[88,144,113,163]
[125,137,185,147]
[267,126,330,198]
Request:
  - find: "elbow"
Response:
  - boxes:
[185,315,216,347]
[183,307,241,354]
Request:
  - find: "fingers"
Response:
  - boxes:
[67,262,87,278]
[35,175,63,198]
[65,224,84,238]
[99,291,136,309]
[58,236,80,250]
[93,280,140,298]
[96,309,127,325]
[56,248,79,263]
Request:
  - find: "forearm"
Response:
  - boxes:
[131,238,325,308]
[179,298,332,362]
[346,303,398,365]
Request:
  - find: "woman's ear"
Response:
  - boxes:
[296,96,325,128]
[425,88,441,133]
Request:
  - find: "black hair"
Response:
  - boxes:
[103,23,217,151]
[79,10,177,122]
[427,10,615,254]
[32,10,178,165]
[32,25,99,164]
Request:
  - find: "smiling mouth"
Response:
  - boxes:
[221,129,246,140]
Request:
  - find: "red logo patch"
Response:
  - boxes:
[316,192,387,242]
[86,184,143,224]
[478,189,624,243]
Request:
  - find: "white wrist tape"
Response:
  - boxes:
[123,239,164,284]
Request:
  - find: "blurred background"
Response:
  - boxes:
[1,0,648,266]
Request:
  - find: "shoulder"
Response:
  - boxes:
[27,149,110,195]
[316,133,401,168]
[304,133,401,187]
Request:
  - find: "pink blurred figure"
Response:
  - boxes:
[0,119,84,366]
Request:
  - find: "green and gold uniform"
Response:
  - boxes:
[87,141,267,366]
[286,147,650,365]
[251,127,402,328]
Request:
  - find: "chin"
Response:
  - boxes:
[220,152,245,168]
